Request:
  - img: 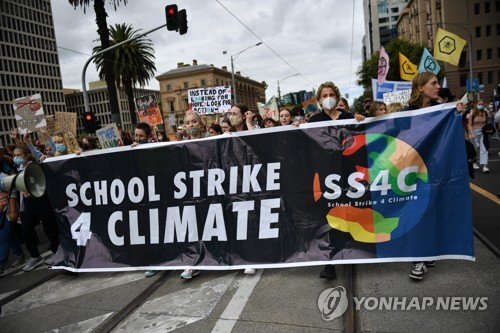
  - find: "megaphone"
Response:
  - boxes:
[0,163,46,198]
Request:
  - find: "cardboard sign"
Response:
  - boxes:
[135,94,163,126]
[188,86,232,114]
[96,123,122,149]
[371,79,412,102]
[55,111,77,135]
[383,89,411,105]
[12,93,47,134]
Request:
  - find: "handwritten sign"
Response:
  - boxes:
[55,111,77,135]
[135,94,163,126]
[383,89,411,105]
[188,86,232,114]
[12,94,47,134]
[96,123,122,149]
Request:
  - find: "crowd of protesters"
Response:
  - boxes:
[1,74,498,282]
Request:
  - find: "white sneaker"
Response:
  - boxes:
[482,166,490,173]
[473,163,480,170]
[244,268,256,275]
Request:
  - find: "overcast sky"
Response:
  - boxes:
[51,0,365,103]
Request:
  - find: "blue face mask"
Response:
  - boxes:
[13,156,25,166]
[55,143,67,153]
[477,105,485,111]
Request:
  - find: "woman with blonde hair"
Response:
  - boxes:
[183,110,206,140]
[406,71,441,110]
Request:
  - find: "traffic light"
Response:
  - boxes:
[82,111,98,133]
[178,9,188,35]
[165,4,179,31]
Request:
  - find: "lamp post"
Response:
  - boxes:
[277,73,300,106]
[223,42,262,105]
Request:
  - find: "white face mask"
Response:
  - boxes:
[321,97,337,110]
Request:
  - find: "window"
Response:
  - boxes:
[486,25,491,36]
[166,84,171,91]
[496,0,500,11]
[477,72,483,84]
[496,23,500,34]
[497,47,500,58]
[474,3,480,14]
[487,48,492,59]
[460,74,468,87]
[477,49,482,60]
[183,82,188,89]
[201,79,206,86]
[485,1,490,13]
[475,26,481,37]
[488,71,493,84]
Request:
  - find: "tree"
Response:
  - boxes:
[93,23,156,126]
[68,0,127,126]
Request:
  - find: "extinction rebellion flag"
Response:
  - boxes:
[44,105,474,272]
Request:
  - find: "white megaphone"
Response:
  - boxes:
[0,163,46,198]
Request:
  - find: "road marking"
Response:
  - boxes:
[212,270,263,333]
[46,312,112,333]
[114,273,236,332]
[470,183,500,205]
[1,272,146,317]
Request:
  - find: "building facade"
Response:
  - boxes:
[281,90,314,106]
[0,0,66,147]
[363,0,409,60]
[156,60,266,131]
[64,81,160,135]
[397,0,500,100]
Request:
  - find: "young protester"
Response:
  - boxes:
[0,184,24,276]
[308,82,364,123]
[279,109,292,126]
[208,124,223,136]
[229,104,249,132]
[336,98,350,113]
[404,71,465,280]
[132,122,156,146]
[386,102,403,113]
[263,117,277,128]
[13,144,60,271]
[467,100,490,173]
[307,81,364,280]
[220,119,232,133]
[367,101,388,117]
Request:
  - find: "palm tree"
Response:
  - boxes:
[68,0,127,126]
[92,23,156,126]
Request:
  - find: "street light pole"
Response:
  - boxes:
[225,42,262,105]
[277,73,300,106]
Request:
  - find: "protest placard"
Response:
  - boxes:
[188,86,232,114]
[371,79,412,102]
[55,111,77,135]
[135,94,163,126]
[383,89,411,105]
[96,123,122,149]
[12,93,47,134]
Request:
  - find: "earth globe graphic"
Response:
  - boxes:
[326,134,430,243]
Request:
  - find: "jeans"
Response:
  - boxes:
[473,129,488,166]
[0,218,24,269]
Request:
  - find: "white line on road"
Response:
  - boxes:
[212,270,263,333]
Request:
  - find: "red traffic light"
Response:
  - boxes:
[165,4,179,31]
[85,114,93,121]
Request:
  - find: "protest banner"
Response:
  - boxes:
[43,104,473,272]
[12,93,47,134]
[55,111,77,135]
[257,96,279,120]
[383,89,411,105]
[188,86,232,114]
[135,94,163,126]
[371,78,412,102]
[96,123,122,149]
